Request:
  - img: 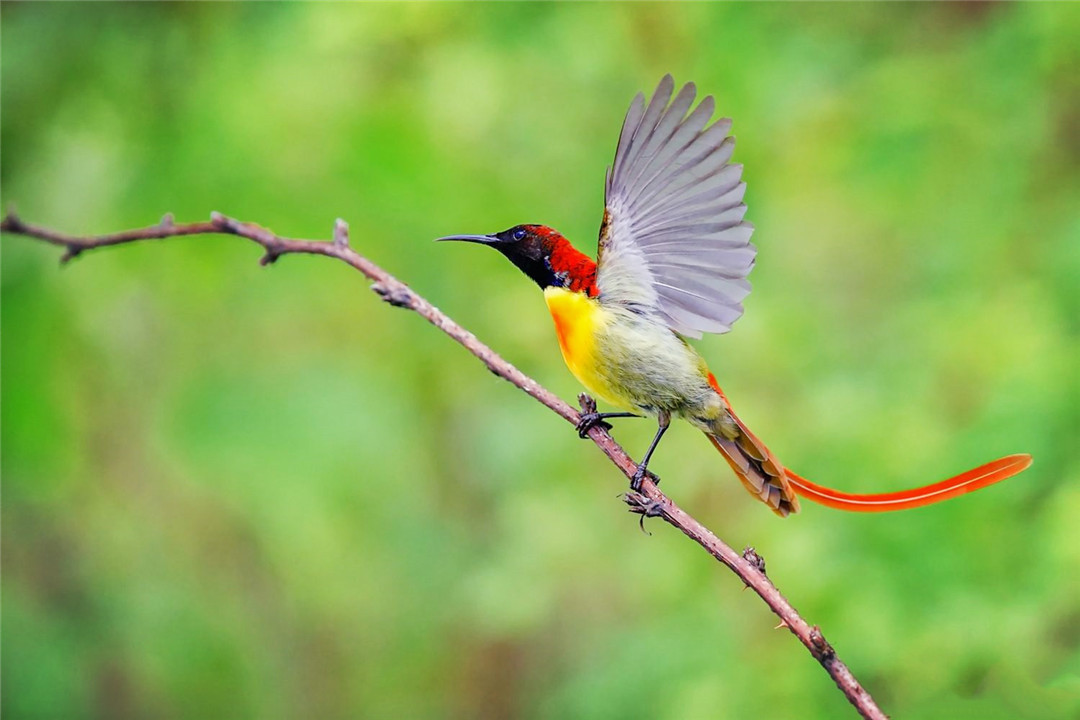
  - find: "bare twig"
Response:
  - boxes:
[1,211,888,720]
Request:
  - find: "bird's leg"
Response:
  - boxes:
[631,411,670,491]
[575,393,640,438]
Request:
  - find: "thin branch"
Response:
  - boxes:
[1,210,888,720]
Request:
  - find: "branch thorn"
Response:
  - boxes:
[333,218,350,248]
[578,393,598,417]
[371,282,412,307]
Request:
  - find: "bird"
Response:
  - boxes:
[438,75,1031,516]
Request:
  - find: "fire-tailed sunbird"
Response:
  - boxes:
[438,75,1031,516]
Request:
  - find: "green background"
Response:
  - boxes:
[3,3,1078,719]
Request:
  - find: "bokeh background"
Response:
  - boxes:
[3,3,1078,719]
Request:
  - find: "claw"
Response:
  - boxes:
[576,413,613,438]
[629,467,660,491]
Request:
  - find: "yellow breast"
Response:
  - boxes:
[543,286,625,409]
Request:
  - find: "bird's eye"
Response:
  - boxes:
[512,228,526,240]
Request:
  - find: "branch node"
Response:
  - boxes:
[259,250,281,266]
[809,626,836,661]
[213,213,259,239]
[742,546,767,576]
[60,246,82,265]
[160,213,175,229]
[371,282,412,308]
[1,209,23,233]
[623,490,666,533]
[578,393,599,415]
[208,213,285,264]
[333,218,350,248]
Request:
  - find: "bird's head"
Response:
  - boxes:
[437,224,598,296]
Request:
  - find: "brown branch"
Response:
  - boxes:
[1,210,888,720]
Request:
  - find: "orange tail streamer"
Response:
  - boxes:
[783,454,1032,512]
[705,371,1032,515]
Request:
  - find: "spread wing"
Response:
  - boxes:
[597,75,755,338]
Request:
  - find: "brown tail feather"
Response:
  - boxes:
[705,412,801,517]
[703,373,799,516]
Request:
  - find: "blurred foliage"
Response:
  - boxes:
[2,3,1078,719]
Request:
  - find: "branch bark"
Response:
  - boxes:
[1,211,888,720]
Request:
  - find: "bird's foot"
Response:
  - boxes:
[630,465,660,492]
[575,393,642,438]
[576,394,609,438]
[576,412,613,438]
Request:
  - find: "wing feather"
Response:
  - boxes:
[598,76,756,338]
[617,76,676,179]
[630,97,716,195]
[622,83,698,191]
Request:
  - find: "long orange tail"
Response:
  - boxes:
[704,373,1032,515]
[782,454,1032,512]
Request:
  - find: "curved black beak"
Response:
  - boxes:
[434,233,501,244]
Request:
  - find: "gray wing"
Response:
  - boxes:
[596,75,755,338]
